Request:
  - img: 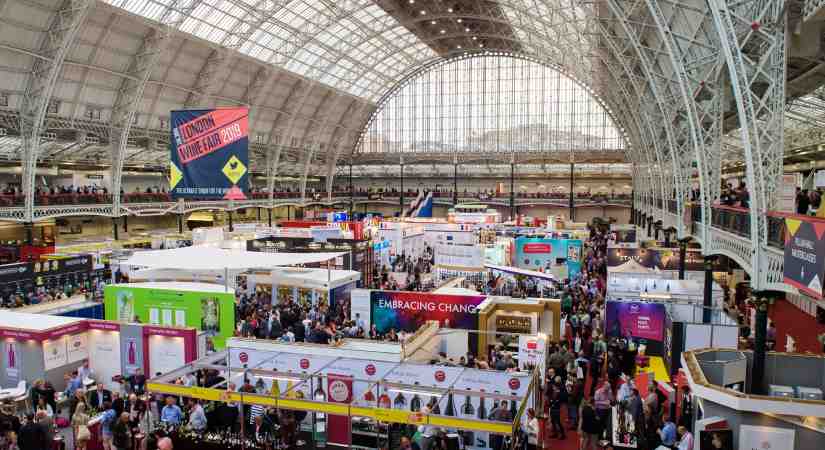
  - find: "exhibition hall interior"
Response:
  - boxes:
[0,0,824,450]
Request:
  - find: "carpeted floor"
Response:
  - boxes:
[769,298,825,354]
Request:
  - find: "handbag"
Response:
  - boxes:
[77,425,91,441]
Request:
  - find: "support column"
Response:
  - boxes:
[24,222,34,246]
[349,162,354,218]
[453,157,459,206]
[112,217,119,241]
[287,205,291,220]
[123,215,128,233]
[228,210,234,232]
[663,229,671,248]
[399,158,405,217]
[267,208,272,227]
[510,158,516,219]
[678,239,687,280]
[569,162,575,221]
[631,188,635,225]
[177,214,183,234]
[750,296,771,395]
[703,256,714,323]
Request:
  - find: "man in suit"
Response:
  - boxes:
[89,383,112,410]
[112,391,126,417]
[17,414,47,450]
[266,311,283,340]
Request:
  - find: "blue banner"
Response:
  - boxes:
[169,107,249,199]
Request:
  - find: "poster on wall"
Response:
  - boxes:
[738,425,794,450]
[43,338,67,371]
[66,332,89,364]
[370,290,486,334]
[783,216,825,298]
[148,335,185,376]
[4,341,20,381]
[169,107,249,200]
[605,301,667,355]
[89,330,122,387]
[513,237,583,277]
[700,429,733,450]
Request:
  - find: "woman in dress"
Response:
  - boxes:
[71,402,91,450]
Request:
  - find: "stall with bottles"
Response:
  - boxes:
[146,329,540,450]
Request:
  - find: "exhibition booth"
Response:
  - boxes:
[12,294,104,319]
[146,327,539,450]
[607,246,730,282]
[0,313,197,393]
[513,236,583,280]
[241,266,360,310]
[350,288,560,360]
[104,281,235,348]
[682,349,825,450]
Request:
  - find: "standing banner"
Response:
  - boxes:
[169,107,249,200]
[783,216,825,298]
[326,374,353,446]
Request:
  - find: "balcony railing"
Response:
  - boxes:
[711,204,751,238]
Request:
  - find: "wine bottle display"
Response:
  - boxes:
[378,387,391,409]
[313,376,325,401]
[477,392,487,420]
[445,392,456,417]
[393,391,406,408]
[462,388,474,415]
[410,392,422,412]
[431,396,441,415]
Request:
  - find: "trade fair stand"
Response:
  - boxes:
[146,330,539,450]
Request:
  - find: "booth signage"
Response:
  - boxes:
[605,301,667,343]
[369,290,486,334]
[170,107,249,200]
[782,216,825,298]
[514,237,582,276]
[495,315,532,334]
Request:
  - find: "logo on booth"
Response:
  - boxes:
[508,378,521,390]
[434,370,446,383]
[328,379,350,402]
[526,341,537,350]
[365,364,376,376]
[238,352,249,364]
[300,358,310,370]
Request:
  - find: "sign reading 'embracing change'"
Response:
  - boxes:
[783,216,825,298]
[169,107,249,200]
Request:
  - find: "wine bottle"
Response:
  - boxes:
[431,396,441,415]
[378,386,391,409]
[445,392,456,417]
[410,384,422,412]
[509,393,518,419]
[363,388,375,403]
[393,391,406,409]
[462,388,474,415]
[270,378,280,397]
[477,389,487,420]
[313,376,325,401]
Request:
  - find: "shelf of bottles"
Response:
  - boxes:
[148,376,532,436]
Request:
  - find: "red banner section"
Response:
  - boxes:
[522,243,552,254]
[177,118,248,164]
[176,108,248,145]
[326,374,353,446]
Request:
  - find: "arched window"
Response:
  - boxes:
[356,54,626,156]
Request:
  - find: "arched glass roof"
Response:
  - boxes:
[356,55,625,157]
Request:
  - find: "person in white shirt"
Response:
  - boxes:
[525,408,539,450]
[677,425,694,450]
[77,359,95,383]
[617,379,634,403]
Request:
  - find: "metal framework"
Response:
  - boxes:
[0,0,816,291]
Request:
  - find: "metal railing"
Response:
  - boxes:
[711,204,751,238]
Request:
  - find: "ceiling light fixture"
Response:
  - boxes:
[465,27,470,32]
[457,18,462,23]
[430,20,436,25]
[420,10,426,15]
[440,29,446,34]
[448,8,453,13]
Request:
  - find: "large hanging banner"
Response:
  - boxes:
[169,107,249,200]
[783,216,825,298]
[605,301,667,356]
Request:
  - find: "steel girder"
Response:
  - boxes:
[18,0,93,222]
[707,0,786,290]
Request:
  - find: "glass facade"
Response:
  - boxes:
[356,55,626,156]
